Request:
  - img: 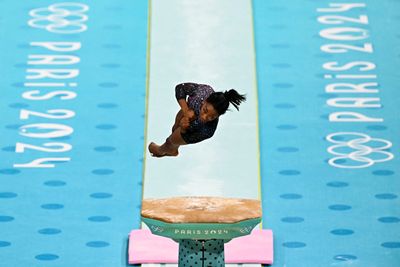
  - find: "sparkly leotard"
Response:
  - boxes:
[175,82,219,144]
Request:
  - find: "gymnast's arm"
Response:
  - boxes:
[175,83,197,119]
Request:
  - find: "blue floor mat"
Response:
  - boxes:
[0,1,148,266]
[254,0,400,266]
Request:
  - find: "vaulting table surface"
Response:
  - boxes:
[141,196,262,224]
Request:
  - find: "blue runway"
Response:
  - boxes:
[0,1,399,266]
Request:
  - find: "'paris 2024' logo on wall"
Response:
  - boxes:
[28,2,89,34]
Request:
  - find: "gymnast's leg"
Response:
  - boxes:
[172,110,184,133]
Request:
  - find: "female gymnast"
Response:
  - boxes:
[148,82,246,157]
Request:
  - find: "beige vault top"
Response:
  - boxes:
[141,196,262,224]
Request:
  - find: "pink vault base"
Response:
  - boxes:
[128,229,274,264]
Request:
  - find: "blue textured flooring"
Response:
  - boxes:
[0,1,148,266]
[254,0,400,266]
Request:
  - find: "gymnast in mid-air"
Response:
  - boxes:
[148,82,246,157]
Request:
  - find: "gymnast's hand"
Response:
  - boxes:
[183,109,195,121]
[180,109,195,133]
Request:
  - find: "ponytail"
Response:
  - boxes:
[206,89,246,115]
[223,89,246,111]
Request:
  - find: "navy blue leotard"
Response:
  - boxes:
[175,82,219,144]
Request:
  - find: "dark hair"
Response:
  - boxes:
[206,89,246,115]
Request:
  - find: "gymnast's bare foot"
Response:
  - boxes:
[148,142,179,157]
[148,142,162,157]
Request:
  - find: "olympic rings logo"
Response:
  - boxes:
[28,3,89,34]
[326,132,394,169]
[150,225,164,233]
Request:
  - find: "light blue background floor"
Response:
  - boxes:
[0,1,399,267]
[144,0,260,200]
